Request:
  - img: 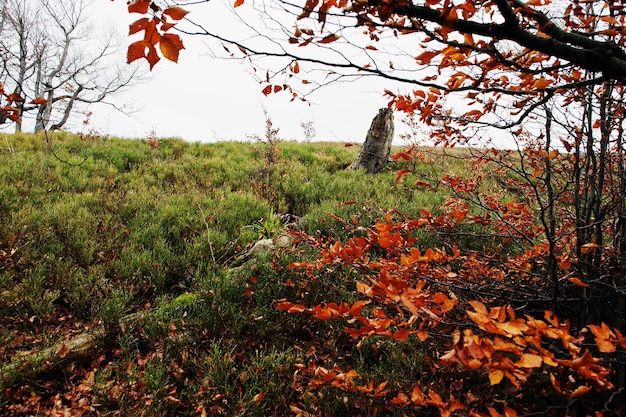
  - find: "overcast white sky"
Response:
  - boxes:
[79,0,404,144]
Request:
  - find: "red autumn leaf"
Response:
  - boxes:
[29,97,48,105]
[319,34,340,44]
[276,301,294,310]
[262,85,273,96]
[276,301,308,313]
[127,40,148,64]
[161,22,176,32]
[160,33,185,62]
[415,51,438,65]
[6,93,24,103]
[396,169,410,183]
[163,6,189,20]
[146,45,161,69]
[128,0,150,14]
[392,328,411,342]
[298,0,319,19]
[252,393,265,402]
[129,17,150,35]
[464,109,483,120]
[234,0,245,7]
[349,299,370,316]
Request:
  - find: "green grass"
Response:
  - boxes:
[0,132,476,415]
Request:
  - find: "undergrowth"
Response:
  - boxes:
[0,131,464,415]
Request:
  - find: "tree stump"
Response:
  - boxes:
[348,107,394,174]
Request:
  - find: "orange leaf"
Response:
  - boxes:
[276,301,295,310]
[410,385,425,404]
[503,406,518,417]
[163,6,189,20]
[568,277,589,288]
[29,97,48,105]
[345,369,359,379]
[159,33,185,62]
[516,353,542,368]
[392,328,411,342]
[489,369,504,385]
[468,300,488,315]
[400,295,420,316]
[58,342,70,358]
[128,0,150,14]
[600,15,619,25]
[570,385,592,398]
[415,51,437,65]
[487,407,501,417]
[391,392,409,405]
[588,323,617,353]
[533,78,552,90]
[495,320,529,336]
[234,0,245,7]
[262,85,273,96]
[580,242,601,254]
[541,355,557,368]
[349,300,370,316]
[426,390,444,407]
[252,393,265,402]
[276,301,308,313]
[356,281,371,296]
[288,304,308,313]
[594,337,616,353]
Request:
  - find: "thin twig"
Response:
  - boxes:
[197,202,217,264]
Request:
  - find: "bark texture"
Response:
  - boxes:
[348,108,394,174]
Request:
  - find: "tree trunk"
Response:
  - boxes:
[348,107,394,174]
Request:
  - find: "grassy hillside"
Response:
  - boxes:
[0,132,461,415]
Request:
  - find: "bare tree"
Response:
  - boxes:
[0,0,145,132]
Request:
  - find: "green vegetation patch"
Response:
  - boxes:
[0,132,478,416]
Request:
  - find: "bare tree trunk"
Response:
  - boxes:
[348,108,394,174]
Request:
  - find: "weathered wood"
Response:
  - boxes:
[348,107,394,174]
[0,311,147,391]
[0,325,106,391]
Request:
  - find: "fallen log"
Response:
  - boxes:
[1,324,106,391]
[0,310,148,391]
